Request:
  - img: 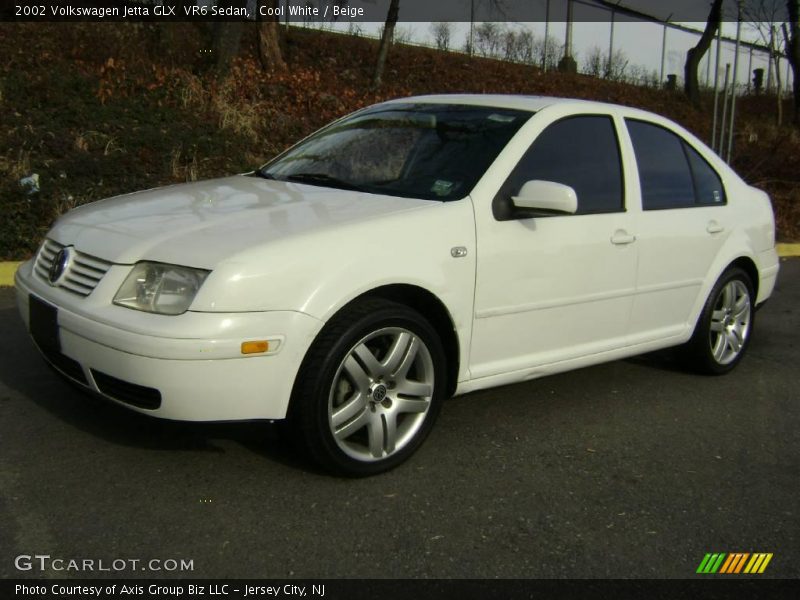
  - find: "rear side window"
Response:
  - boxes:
[685,144,726,205]
[626,119,726,210]
[502,115,624,214]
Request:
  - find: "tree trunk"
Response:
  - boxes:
[257,1,286,72]
[788,0,800,126]
[684,0,723,106]
[211,1,247,78]
[372,0,400,88]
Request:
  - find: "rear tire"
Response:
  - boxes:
[289,298,446,477]
[682,267,755,375]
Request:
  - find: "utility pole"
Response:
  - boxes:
[543,0,550,72]
[558,0,577,73]
[607,6,616,78]
[727,0,743,163]
[469,0,474,57]
[711,27,723,150]
[660,15,672,85]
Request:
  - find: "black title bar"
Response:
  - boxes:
[2,0,787,23]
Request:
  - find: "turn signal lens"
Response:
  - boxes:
[241,341,269,355]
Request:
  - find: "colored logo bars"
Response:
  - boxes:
[696,553,773,574]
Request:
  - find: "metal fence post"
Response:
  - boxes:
[607,8,616,78]
[660,21,668,85]
[543,0,550,72]
[727,3,743,164]
[719,64,731,157]
[711,28,723,151]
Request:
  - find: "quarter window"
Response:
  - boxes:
[685,144,726,205]
[500,115,624,215]
[626,119,726,210]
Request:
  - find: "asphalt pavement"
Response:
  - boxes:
[1,259,798,579]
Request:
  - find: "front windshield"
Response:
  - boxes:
[259,103,532,201]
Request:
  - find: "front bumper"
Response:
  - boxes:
[15,260,323,421]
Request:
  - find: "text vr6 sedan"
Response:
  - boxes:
[15,95,779,476]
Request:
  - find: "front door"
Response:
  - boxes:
[470,113,637,380]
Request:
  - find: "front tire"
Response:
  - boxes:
[683,267,755,375]
[290,298,447,477]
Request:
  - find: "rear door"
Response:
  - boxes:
[623,118,729,344]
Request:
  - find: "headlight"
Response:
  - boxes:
[113,262,210,315]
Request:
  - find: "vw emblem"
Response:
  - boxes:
[371,384,388,403]
[48,247,71,285]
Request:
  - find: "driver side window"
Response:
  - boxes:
[494,115,624,220]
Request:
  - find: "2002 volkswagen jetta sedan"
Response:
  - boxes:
[15,95,779,476]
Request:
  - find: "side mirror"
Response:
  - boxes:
[511,180,578,216]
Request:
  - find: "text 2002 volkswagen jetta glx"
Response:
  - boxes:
[16,95,779,476]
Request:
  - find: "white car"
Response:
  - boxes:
[15,95,779,476]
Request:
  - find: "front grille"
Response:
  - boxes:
[91,370,162,410]
[37,345,89,386]
[34,239,112,297]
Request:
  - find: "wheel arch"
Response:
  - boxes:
[727,255,759,301]
[303,284,461,399]
[357,284,460,398]
[689,253,760,336]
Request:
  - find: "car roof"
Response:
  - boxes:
[383,94,626,114]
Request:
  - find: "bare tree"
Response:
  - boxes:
[474,22,502,57]
[684,0,724,106]
[744,0,800,126]
[430,22,452,51]
[532,34,560,71]
[582,45,629,80]
[744,0,790,124]
[502,28,534,63]
[583,46,605,77]
[393,26,414,45]
[373,0,400,88]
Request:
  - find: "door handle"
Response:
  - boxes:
[610,230,636,245]
[706,220,724,234]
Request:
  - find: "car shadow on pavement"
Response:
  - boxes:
[624,348,690,374]
[0,303,324,475]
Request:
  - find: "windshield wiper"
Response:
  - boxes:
[253,169,277,180]
[285,173,364,192]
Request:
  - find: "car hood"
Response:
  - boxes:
[50,175,435,268]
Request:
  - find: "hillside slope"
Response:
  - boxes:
[0,23,797,259]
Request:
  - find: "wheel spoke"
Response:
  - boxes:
[343,355,371,393]
[334,407,370,440]
[722,283,735,311]
[382,413,397,454]
[727,330,742,353]
[383,332,413,375]
[394,397,429,414]
[367,416,384,458]
[331,391,367,428]
[710,320,725,333]
[396,379,433,398]
[732,297,750,321]
[392,337,420,379]
[712,335,727,362]
[353,344,382,380]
